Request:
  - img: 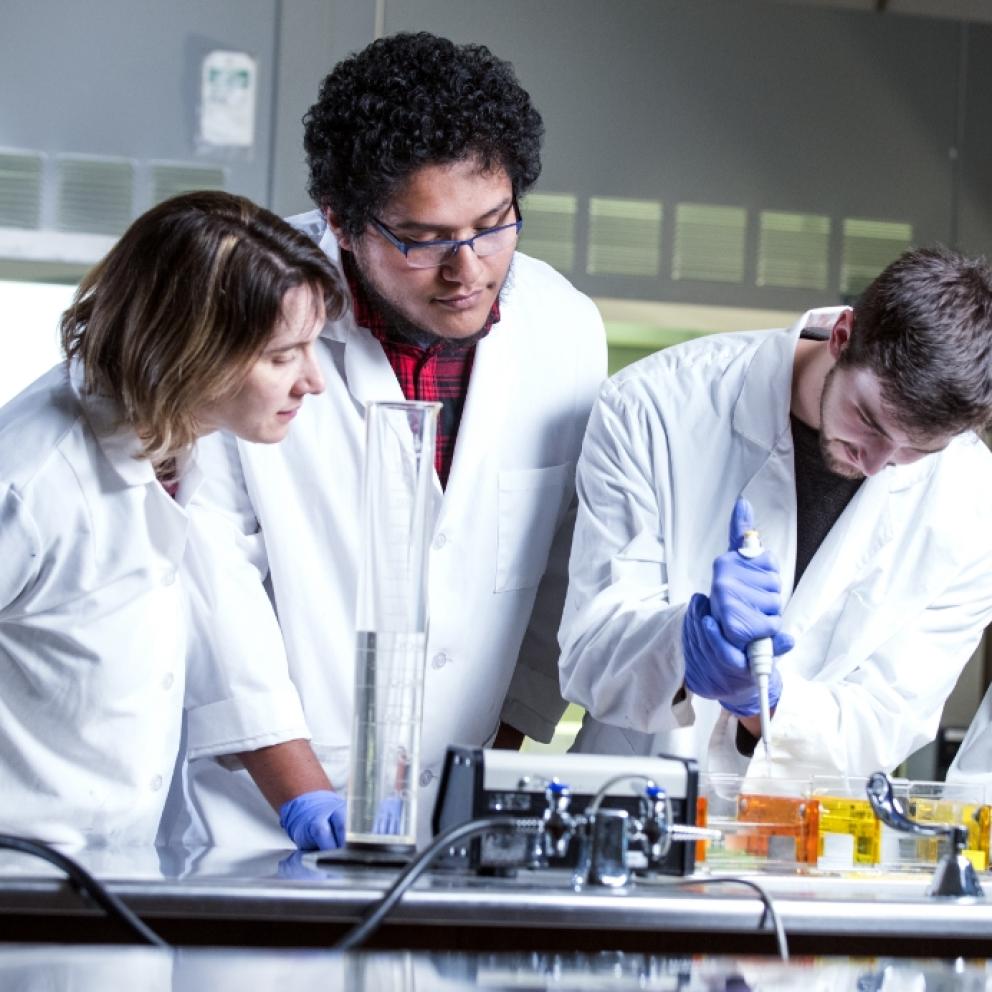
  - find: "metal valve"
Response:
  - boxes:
[541,780,576,860]
[632,784,722,872]
[866,771,984,899]
[572,779,722,887]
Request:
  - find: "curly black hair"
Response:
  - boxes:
[303,32,544,239]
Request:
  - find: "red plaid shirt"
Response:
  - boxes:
[342,253,499,487]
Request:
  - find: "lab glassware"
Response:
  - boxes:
[347,400,441,851]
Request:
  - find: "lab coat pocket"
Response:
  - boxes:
[495,463,572,593]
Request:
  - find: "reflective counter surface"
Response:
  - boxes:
[2,845,992,956]
[3,946,992,992]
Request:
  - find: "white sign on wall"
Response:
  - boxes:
[199,50,257,149]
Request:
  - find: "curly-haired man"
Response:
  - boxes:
[175,33,607,851]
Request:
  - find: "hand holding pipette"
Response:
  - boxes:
[737,527,775,760]
[682,498,793,759]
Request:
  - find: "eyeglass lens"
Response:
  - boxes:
[405,223,519,268]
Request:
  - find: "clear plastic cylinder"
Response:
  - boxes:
[347,400,441,850]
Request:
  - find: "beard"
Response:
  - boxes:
[819,439,865,480]
[818,365,864,480]
[350,255,515,348]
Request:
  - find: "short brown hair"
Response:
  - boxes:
[844,246,992,436]
[61,190,344,460]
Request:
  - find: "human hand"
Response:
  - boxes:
[278,789,347,851]
[682,593,784,716]
[372,795,406,835]
[708,498,792,651]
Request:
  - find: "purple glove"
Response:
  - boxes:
[709,498,789,651]
[682,593,784,716]
[278,789,346,851]
[372,795,406,835]
[681,498,794,716]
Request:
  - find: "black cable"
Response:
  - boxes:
[331,816,542,950]
[639,874,789,960]
[0,833,169,948]
[331,817,788,960]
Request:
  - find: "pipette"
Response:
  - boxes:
[738,528,773,762]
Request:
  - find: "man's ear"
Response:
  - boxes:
[324,208,352,250]
[828,309,854,361]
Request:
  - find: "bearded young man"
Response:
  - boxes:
[560,247,992,782]
[173,33,606,849]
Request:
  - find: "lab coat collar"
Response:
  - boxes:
[70,361,154,489]
[70,361,206,502]
[310,219,409,406]
[732,306,846,452]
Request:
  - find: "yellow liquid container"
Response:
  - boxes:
[905,782,991,871]
[809,778,884,868]
[816,794,881,866]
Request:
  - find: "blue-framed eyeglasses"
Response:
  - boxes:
[370,198,523,269]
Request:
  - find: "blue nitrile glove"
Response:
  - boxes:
[708,498,791,651]
[278,789,347,851]
[682,593,784,716]
[372,795,406,835]
[681,498,794,716]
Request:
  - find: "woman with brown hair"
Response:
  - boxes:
[0,190,344,846]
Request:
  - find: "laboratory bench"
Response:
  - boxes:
[1,845,991,958]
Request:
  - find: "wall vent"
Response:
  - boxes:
[56,156,134,236]
[587,197,662,277]
[518,192,577,273]
[0,150,42,230]
[841,218,913,296]
[151,163,227,205]
[672,203,747,283]
[758,211,830,291]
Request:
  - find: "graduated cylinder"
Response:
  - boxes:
[348,400,441,851]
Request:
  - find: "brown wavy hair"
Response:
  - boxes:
[60,190,344,461]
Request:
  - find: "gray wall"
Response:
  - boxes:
[3,0,991,303]
[385,0,992,309]
[1,0,279,206]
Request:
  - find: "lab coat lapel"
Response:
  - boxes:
[783,456,935,645]
[337,313,406,408]
[781,471,893,641]
[441,312,509,509]
[314,229,404,409]
[732,323,803,596]
[738,435,798,597]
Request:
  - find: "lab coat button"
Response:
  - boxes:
[431,652,447,669]
[162,568,177,586]
[432,533,447,550]
[150,775,163,791]
[161,672,175,690]
[419,770,434,787]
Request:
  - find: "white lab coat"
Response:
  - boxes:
[560,309,992,781]
[178,211,607,846]
[0,363,192,846]
[947,685,992,796]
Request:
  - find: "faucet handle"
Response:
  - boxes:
[866,772,966,846]
[865,771,983,898]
